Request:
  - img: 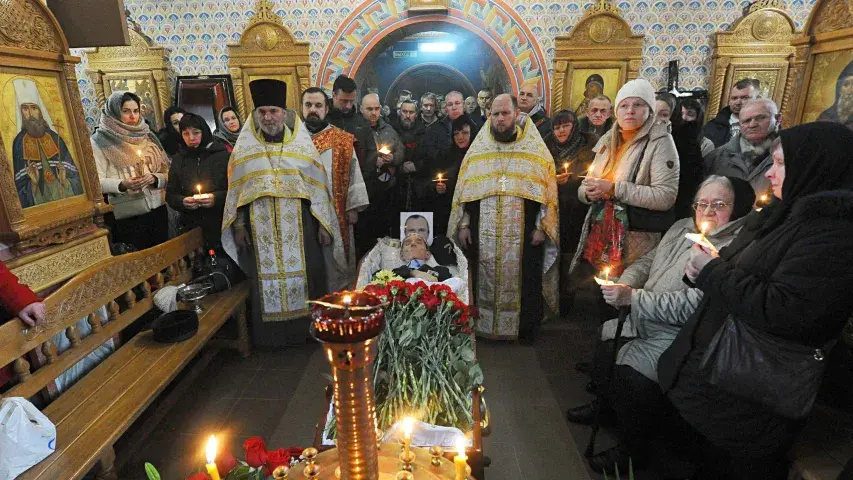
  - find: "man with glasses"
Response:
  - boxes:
[578,95,614,137]
[704,98,780,195]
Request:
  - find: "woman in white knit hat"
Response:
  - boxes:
[570,78,679,281]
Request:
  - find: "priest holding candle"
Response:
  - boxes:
[165,113,229,251]
[222,79,343,346]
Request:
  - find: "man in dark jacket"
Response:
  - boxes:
[704,98,780,196]
[518,82,552,138]
[392,99,427,211]
[165,113,229,250]
[578,95,613,137]
[416,91,466,178]
[327,75,379,198]
[703,78,760,148]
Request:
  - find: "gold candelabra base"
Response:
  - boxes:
[285,443,462,480]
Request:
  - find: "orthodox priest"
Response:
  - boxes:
[301,87,370,291]
[448,94,559,343]
[222,79,345,346]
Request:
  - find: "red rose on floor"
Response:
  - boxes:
[243,437,268,468]
[186,473,211,480]
[216,450,238,476]
[265,448,292,475]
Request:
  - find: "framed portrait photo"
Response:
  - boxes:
[400,212,434,246]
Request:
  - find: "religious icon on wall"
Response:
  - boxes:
[802,51,853,129]
[0,73,84,209]
[569,68,621,118]
[731,69,776,100]
[108,77,159,128]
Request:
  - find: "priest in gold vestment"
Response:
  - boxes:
[301,87,370,292]
[449,94,559,342]
[222,79,345,346]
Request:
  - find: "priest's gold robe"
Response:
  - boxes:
[448,117,559,339]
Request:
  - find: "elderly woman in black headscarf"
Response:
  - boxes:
[657,122,853,479]
[213,106,242,153]
[414,114,479,236]
[544,109,597,312]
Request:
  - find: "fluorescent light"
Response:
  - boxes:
[419,42,456,53]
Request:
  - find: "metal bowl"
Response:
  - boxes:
[178,283,210,313]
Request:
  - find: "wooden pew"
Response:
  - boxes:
[0,228,250,480]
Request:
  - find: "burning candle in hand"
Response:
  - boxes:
[193,184,210,200]
[435,172,445,184]
[136,149,145,177]
[205,435,221,480]
[700,221,710,242]
[563,162,570,175]
[378,145,391,155]
[603,266,611,284]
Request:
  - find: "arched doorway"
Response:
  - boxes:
[316,0,550,108]
[383,63,477,107]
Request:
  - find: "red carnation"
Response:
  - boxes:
[216,450,238,476]
[421,294,441,312]
[265,448,292,475]
[243,437,268,468]
[430,284,452,297]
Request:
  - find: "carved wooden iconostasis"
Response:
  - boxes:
[707,1,797,122]
[227,0,311,117]
[551,0,644,116]
[0,0,112,292]
[787,0,853,129]
[86,20,171,130]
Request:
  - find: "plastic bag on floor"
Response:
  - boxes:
[0,397,56,480]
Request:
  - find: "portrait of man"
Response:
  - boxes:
[10,78,83,209]
[400,211,434,246]
[817,58,853,126]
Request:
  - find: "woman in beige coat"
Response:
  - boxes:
[571,79,679,277]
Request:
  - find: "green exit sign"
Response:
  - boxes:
[393,51,418,58]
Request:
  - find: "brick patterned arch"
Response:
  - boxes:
[316,0,551,108]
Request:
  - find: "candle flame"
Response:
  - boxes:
[378,145,391,155]
[760,194,768,203]
[196,184,202,195]
[456,436,467,458]
[437,173,444,181]
[587,164,594,176]
[603,266,611,276]
[563,162,569,169]
[700,221,710,234]
[342,294,352,306]
[136,149,142,157]
[205,434,218,464]
[403,416,414,438]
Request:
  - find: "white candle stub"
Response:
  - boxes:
[685,233,718,252]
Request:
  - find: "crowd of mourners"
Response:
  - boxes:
[1,72,852,480]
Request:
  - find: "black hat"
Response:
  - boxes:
[151,310,199,343]
[249,78,288,110]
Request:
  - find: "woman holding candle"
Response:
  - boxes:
[415,114,479,236]
[166,113,230,250]
[91,91,170,250]
[544,109,597,314]
[213,106,243,153]
[565,175,755,474]
[571,79,679,282]
[656,122,853,479]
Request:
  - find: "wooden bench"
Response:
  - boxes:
[0,228,250,480]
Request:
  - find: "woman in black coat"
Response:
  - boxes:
[658,122,853,479]
[165,113,230,250]
[414,114,479,236]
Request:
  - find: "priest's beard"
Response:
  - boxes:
[22,117,49,138]
[304,114,328,134]
[400,117,414,130]
[838,92,853,122]
[491,123,517,143]
[259,121,284,139]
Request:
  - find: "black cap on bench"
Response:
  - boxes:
[152,310,199,343]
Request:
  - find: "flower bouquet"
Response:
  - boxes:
[325,279,483,441]
[144,437,303,480]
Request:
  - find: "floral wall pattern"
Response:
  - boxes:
[72,0,817,131]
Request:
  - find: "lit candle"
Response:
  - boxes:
[454,436,468,480]
[760,194,769,204]
[604,266,611,284]
[136,149,145,177]
[563,162,570,175]
[378,145,391,155]
[700,221,710,242]
[587,164,594,177]
[402,416,414,459]
[342,294,352,317]
[436,172,445,184]
[205,435,221,480]
[197,184,202,196]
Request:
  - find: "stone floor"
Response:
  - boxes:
[113,288,639,480]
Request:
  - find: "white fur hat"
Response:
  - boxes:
[614,78,657,115]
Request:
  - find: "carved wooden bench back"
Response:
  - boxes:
[0,228,205,402]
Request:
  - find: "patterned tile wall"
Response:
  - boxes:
[71,0,816,131]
